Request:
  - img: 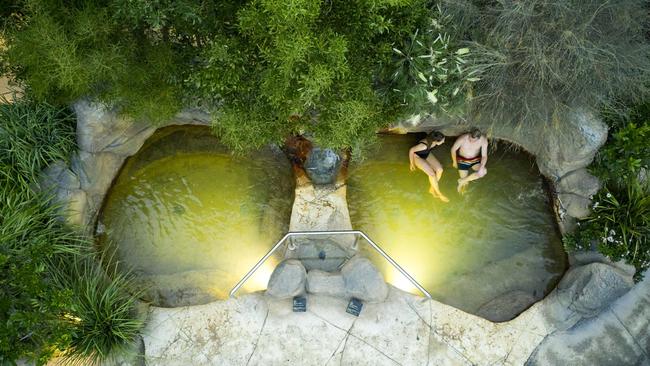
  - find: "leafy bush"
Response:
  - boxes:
[591,121,650,186]
[377,5,478,117]
[2,0,465,154]
[443,0,650,128]
[564,183,650,281]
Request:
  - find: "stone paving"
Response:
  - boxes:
[142,270,650,366]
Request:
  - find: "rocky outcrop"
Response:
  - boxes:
[266,259,307,299]
[40,100,211,230]
[546,262,634,323]
[527,273,649,366]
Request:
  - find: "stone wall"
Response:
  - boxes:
[40,100,211,232]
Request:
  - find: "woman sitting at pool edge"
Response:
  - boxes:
[409,130,449,202]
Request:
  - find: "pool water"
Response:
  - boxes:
[99,126,294,304]
[347,134,567,318]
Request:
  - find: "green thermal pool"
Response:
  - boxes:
[99,126,294,304]
[348,134,567,317]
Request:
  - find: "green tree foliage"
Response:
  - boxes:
[1,0,453,154]
[0,100,143,364]
[443,0,650,129]
[377,5,478,117]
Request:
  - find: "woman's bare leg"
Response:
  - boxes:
[414,156,448,202]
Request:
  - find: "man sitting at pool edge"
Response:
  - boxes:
[451,128,488,193]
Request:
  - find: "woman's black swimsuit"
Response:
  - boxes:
[414,140,434,159]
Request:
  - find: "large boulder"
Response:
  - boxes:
[39,161,88,227]
[304,148,341,185]
[527,274,650,366]
[266,259,307,299]
[306,270,346,297]
[341,256,388,302]
[536,109,608,179]
[552,262,634,319]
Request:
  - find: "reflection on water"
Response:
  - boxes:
[348,134,566,315]
[99,126,293,302]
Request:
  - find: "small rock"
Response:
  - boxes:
[341,256,388,302]
[558,193,592,219]
[266,259,307,299]
[306,270,346,297]
[304,148,341,185]
[557,168,601,198]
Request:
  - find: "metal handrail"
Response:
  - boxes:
[229,230,432,299]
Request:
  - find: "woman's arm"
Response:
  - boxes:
[409,141,427,171]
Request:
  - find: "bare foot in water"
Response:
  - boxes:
[429,187,450,202]
[457,179,468,194]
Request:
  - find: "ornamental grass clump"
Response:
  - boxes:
[444,0,650,129]
[0,99,144,364]
[50,254,144,365]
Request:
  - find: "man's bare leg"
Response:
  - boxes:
[414,156,448,202]
[458,165,487,192]
[457,169,469,193]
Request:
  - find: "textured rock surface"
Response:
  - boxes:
[341,256,388,302]
[556,168,601,198]
[527,275,650,366]
[477,290,537,322]
[304,148,342,185]
[558,192,592,219]
[266,259,307,299]
[306,270,346,298]
[74,99,156,156]
[141,268,649,366]
[551,262,634,319]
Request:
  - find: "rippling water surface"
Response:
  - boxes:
[100,126,294,301]
[347,134,567,315]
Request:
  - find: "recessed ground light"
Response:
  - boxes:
[346,298,363,316]
[293,296,307,312]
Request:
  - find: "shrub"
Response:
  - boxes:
[564,182,650,281]
[0,100,143,364]
[377,5,478,117]
[444,0,650,129]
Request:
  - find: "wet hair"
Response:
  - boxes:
[427,130,445,143]
[469,128,482,139]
